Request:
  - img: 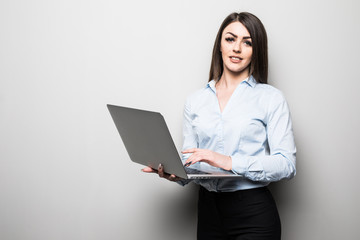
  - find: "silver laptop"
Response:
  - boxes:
[107,104,242,179]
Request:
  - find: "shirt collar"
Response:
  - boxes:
[207,80,217,92]
[245,75,257,88]
[207,75,257,92]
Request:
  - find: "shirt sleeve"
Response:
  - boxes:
[231,91,297,182]
[176,97,198,186]
[182,97,199,155]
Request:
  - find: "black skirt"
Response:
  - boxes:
[197,186,281,240]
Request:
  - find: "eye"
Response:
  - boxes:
[225,37,235,42]
[244,40,252,46]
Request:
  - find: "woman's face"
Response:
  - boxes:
[220,21,253,76]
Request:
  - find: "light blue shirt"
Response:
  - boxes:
[181,76,296,192]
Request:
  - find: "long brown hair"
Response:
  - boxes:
[209,12,268,84]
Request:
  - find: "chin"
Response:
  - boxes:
[224,62,250,74]
[226,66,249,75]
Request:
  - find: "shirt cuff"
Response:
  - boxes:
[231,154,265,181]
[231,154,248,175]
[176,179,192,186]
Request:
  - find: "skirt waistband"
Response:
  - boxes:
[199,186,269,199]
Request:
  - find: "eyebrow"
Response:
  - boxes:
[225,32,251,39]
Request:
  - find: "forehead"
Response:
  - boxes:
[222,21,250,37]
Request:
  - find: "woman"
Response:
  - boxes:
[143,12,296,240]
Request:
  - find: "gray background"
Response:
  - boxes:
[1,0,359,239]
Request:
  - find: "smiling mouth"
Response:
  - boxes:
[230,57,242,61]
[230,56,242,61]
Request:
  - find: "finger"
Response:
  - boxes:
[184,158,194,166]
[158,164,165,178]
[188,159,201,165]
[185,152,200,165]
[159,164,179,181]
[185,156,195,166]
[186,154,205,166]
[183,161,192,167]
[181,148,198,153]
[169,174,177,181]
[141,167,156,173]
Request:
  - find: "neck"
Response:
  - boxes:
[217,68,250,89]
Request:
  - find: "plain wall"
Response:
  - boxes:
[1,0,360,239]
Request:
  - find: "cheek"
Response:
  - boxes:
[220,42,231,53]
[246,49,253,58]
[220,50,228,62]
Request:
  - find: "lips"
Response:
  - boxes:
[229,56,243,63]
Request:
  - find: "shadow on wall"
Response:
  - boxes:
[155,183,199,239]
[268,143,303,208]
[267,150,303,239]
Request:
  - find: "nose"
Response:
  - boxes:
[233,41,241,53]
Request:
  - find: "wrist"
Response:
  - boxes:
[224,155,232,171]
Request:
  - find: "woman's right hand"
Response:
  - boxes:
[141,164,183,182]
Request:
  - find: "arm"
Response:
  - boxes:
[176,97,200,186]
[183,91,296,182]
[231,92,296,182]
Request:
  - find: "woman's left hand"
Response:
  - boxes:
[182,148,232,171]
